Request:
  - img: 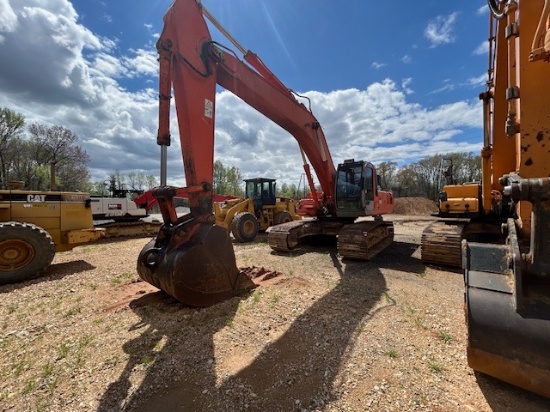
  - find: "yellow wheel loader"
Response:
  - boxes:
[213,178,300,242]
[0,182,105,284]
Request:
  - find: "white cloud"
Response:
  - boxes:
[466,74,486,88]
[424,12,459,48]
[430,83,456,94]
[430,74,487,94]
[477,5,489,15]
[401,78,414,95]
[401,54,412,64]
[123,49,158,77]
[371,61,386,70]
[473,41,489,55]
[212,80,482,185]
[0,0,484,189]
[0,0,18,43]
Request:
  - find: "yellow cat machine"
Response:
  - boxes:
[421,0,550,398]
[214,178,300,242]
[0,182,105,284]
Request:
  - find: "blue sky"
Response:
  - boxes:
[0,0,489,188]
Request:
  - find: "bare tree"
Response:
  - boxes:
[376,161,398,190]
[0,108,25,189]
[27,124,91,191]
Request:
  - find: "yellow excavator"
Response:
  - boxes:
[214,178,299,242]
[421,0,550,398]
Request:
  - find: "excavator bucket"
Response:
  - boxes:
[466,281,550,398]
[137,218,255,307]
[464,233,550,398]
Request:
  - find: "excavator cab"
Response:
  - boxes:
[335,159,375,218]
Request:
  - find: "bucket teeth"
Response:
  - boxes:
[137,221,255,307]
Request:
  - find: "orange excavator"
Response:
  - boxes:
[421,0,550,398]
[136,0,394,307]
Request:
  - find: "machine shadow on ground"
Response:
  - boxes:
[0,260,96,293]
[97,253,389,411]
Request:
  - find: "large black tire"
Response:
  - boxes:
[0,222,56,284]
[231,212,259,243]
[273,211,293,226]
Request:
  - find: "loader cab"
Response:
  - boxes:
[335,159,376,218]
[244,178,276,211]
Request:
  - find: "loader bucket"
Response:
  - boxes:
[137,219,255,307]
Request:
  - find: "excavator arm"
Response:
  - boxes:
[156,0,336,219]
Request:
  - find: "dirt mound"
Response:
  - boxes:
[242,266,286,286]
[394,197,438,215]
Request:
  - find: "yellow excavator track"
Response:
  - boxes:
[420,221,464,268]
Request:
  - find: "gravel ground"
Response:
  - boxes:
[1,215,550,411]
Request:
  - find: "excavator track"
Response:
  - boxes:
[96,221,162,238]
[267,220,322,252]
[268,219,393,261]
[337,220,394,260]
[421,221,464,268]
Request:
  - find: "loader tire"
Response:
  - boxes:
[0,222,56,284]
[231,212,259,243]
[273,211,293,225]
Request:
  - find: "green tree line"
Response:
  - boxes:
[216,153,481,201]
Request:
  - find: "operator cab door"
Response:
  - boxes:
[362,165,375,215]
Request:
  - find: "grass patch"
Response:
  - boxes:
[428,359,444,373]
[103,356,120,368]
[58,342,70,359]
[110,278,122,286]
[252,290,263,304]
[385,350,398,359]
[64,306,82,318]
[13,359,30,377]
[383,292,395,304]
[141,354,156,365]
[42,362,53,378]
[414,314,428,330]
[438,330,454,344]
[7,305,17,314]
[78,335,93,349]
[22,379,36,395]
